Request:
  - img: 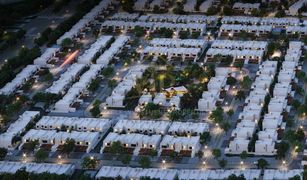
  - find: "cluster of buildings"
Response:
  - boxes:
[220,16,304,37]
[18,116,112,153]
[106,65,148,108]
[77,35,113,64]
[221,16,300,27]
[226,60,278,155]
[226,41,302,156]
[0,65,40,95]
[233,2,260,14]
[206,40,268,64]
[219,24,273,38]
[219,16,306,38]
[33,47,59,66]
[136,86,188,112]
[53,64,104,112]
[101,20,207,35]
[56,0,112,45]
[198,67,229,112]
[51,36,129,112]
[46,63,86,95]
[96,36,130,65]
[142,38,207,62]
[0,161,75,176]
[133,0,167,12]
[108,13,218,25]
[102,119,208,157]
[0,111,40,149]
[288,0,307,16]
[96,166,303,180]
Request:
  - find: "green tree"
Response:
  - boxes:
[108,79,117,88]
[101,66,114,78]
[227,109,234,118]
[139,156,151,168]
[218,159,227,168]
[292,100,301,110]
[209,107,224,124]
[82,156,98,169]
[109,141,123,155]
[200,132,211,144]
[35,149,48,162]
[197,150,203,159]
[222,6,233,15]
[90,105,100,118]
[0,148,7,160]
[90,99,101,118]
[120,0,134,13]
[257,158,269,169]
[240,76,252,89]
[221,121,231,131]
[235,90,246,101]
[240,151,248,160]
[212,149,221,159]
[120,154,131,165]
[226,76,237,85]
[167,110,185,121]
[179,31,189,39]
[276,141,289,159]
[228,174,246,180]
[88,79,100,92]
[60,38,73,48]
[62,139,75,156]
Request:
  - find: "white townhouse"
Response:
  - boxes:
[288,0,307,16]
[56,0,112,44]
[33,47,60,66]
[106,65,148,108]
[168,122,209,136]
[96,36,130,65]
[54,64,104,113]
[0,111,40,149]
[264,169,303,180]
[77,35,113,64]
[159,135,201,157]
[20,129,101,153]
[101,133,162,155]
[0,161,75,175]
[0,65,40,95]
[233,3,260,14]
[113,119,170,135]
[255,139,276,155]
[262,112,283,130]
[226,138,249,154]
[46,64,86,95]
[35,116,111,133]
[96,166,178,180]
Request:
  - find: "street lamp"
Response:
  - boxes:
[282,160,287,170]
[202,161,206,169]
[22,153,27,163]
[282,160,286,165]
[162,160,166,169]
[240,161,244,170]
[58,155,62,164]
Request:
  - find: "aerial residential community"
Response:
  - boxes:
[0,0,307,179]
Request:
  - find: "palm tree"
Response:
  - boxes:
[240,76,252,90]
[235,90,246,101]
[257,158,269,169]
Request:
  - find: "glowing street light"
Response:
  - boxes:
[240,161,244,170]
[202,161,206,169]
[162,160,166,169]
